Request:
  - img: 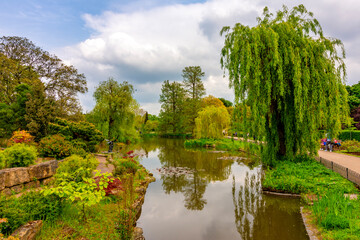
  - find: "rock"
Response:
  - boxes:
[41,177,55,185]
[135,187,146,194]
[11,220,43,240]
[24,180,41,189]
[3,168,30,187]
[133,227,145,240]
[1,188,12,196]
[28,160,58,180]
[10,184,24,194]
[0,170,5,190]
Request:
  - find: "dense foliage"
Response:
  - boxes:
[194,106,230,139]
[221,5,349,163]
[0,192,63,235]
[38,135,73,160]
[49,118,104,152]
[158,80,186,134]
[89,78,138,142]
[55,154,98,183]
[2,144,37,168]
[0,36,87,118]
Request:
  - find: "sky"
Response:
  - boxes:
[1,0,359,115]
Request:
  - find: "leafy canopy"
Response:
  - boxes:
[221,5,349,162]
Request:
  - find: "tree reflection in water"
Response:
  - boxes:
[157,138,236,210]
[232,172,308,240]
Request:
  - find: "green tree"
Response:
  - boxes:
[159,80,186,134]
[92,78,137,141]
[0,36,87,118]
[219,97,233,107]
[220,5,349,162]
[25,82,56,140]
[346,83,360,111]
[195,106,230,139]
[182,66,206,132]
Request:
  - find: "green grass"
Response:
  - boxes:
[262,157,360,239]
[184,138,261,154]
[262,158,358,195]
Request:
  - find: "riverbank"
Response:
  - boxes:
[263,156,360,240]
[184,138,261,154]
[1,152,155,240]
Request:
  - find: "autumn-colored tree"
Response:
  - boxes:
[221,5,349,162]
[195,106,230,139]
[201,95,225,108]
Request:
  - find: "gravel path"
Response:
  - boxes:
[318,150,360,174]
[95,154,114,174]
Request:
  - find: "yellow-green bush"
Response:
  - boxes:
[3,144,37,168]
[55,154,98,182]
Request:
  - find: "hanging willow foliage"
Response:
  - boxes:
[195,106,230,139]
[220,5,349,163]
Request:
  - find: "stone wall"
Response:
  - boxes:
[0,160,58,195]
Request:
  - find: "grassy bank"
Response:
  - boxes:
[184,138,261,154]
[263,157,360,239]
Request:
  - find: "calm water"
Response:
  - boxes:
[137,138,308,240]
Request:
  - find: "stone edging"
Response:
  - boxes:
[262,190,301,197]
[300,207,321,240]
[0,160,58,195]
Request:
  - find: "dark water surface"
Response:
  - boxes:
[137,138,308,240]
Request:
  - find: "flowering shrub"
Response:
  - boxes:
[3,144,37,168]
[9,130,34,145]
[341,140,360,153]
[38,135,73,160]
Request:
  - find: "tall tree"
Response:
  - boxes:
[182,66,206,132]
[220,5,349,163]
[25,82,56,140]
[159,80,186,134]
[0,36,87,118]
[92,78,137,141]
[182,66,206,100]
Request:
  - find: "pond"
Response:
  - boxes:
[137,138,308,240]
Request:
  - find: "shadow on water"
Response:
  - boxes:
[137,138,308,240]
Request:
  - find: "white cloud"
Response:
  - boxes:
[59,0,360,114]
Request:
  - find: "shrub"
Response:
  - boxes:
[0,191,63,235]
[340,140,360,152]
[55,154,98,182]
[9,130,34,145]
[38,135,72,160]
[49,118,104,152]
[338,130,360,142]
[0,151,5,169]
[3,144,37,168]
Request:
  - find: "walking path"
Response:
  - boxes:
[318,150,360,174]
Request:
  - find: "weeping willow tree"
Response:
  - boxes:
[220,5,349,163]
[195,106,230,139]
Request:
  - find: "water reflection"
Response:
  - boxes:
[232,172,308,240]
[137,138,308,240]
[157,138,245,210]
